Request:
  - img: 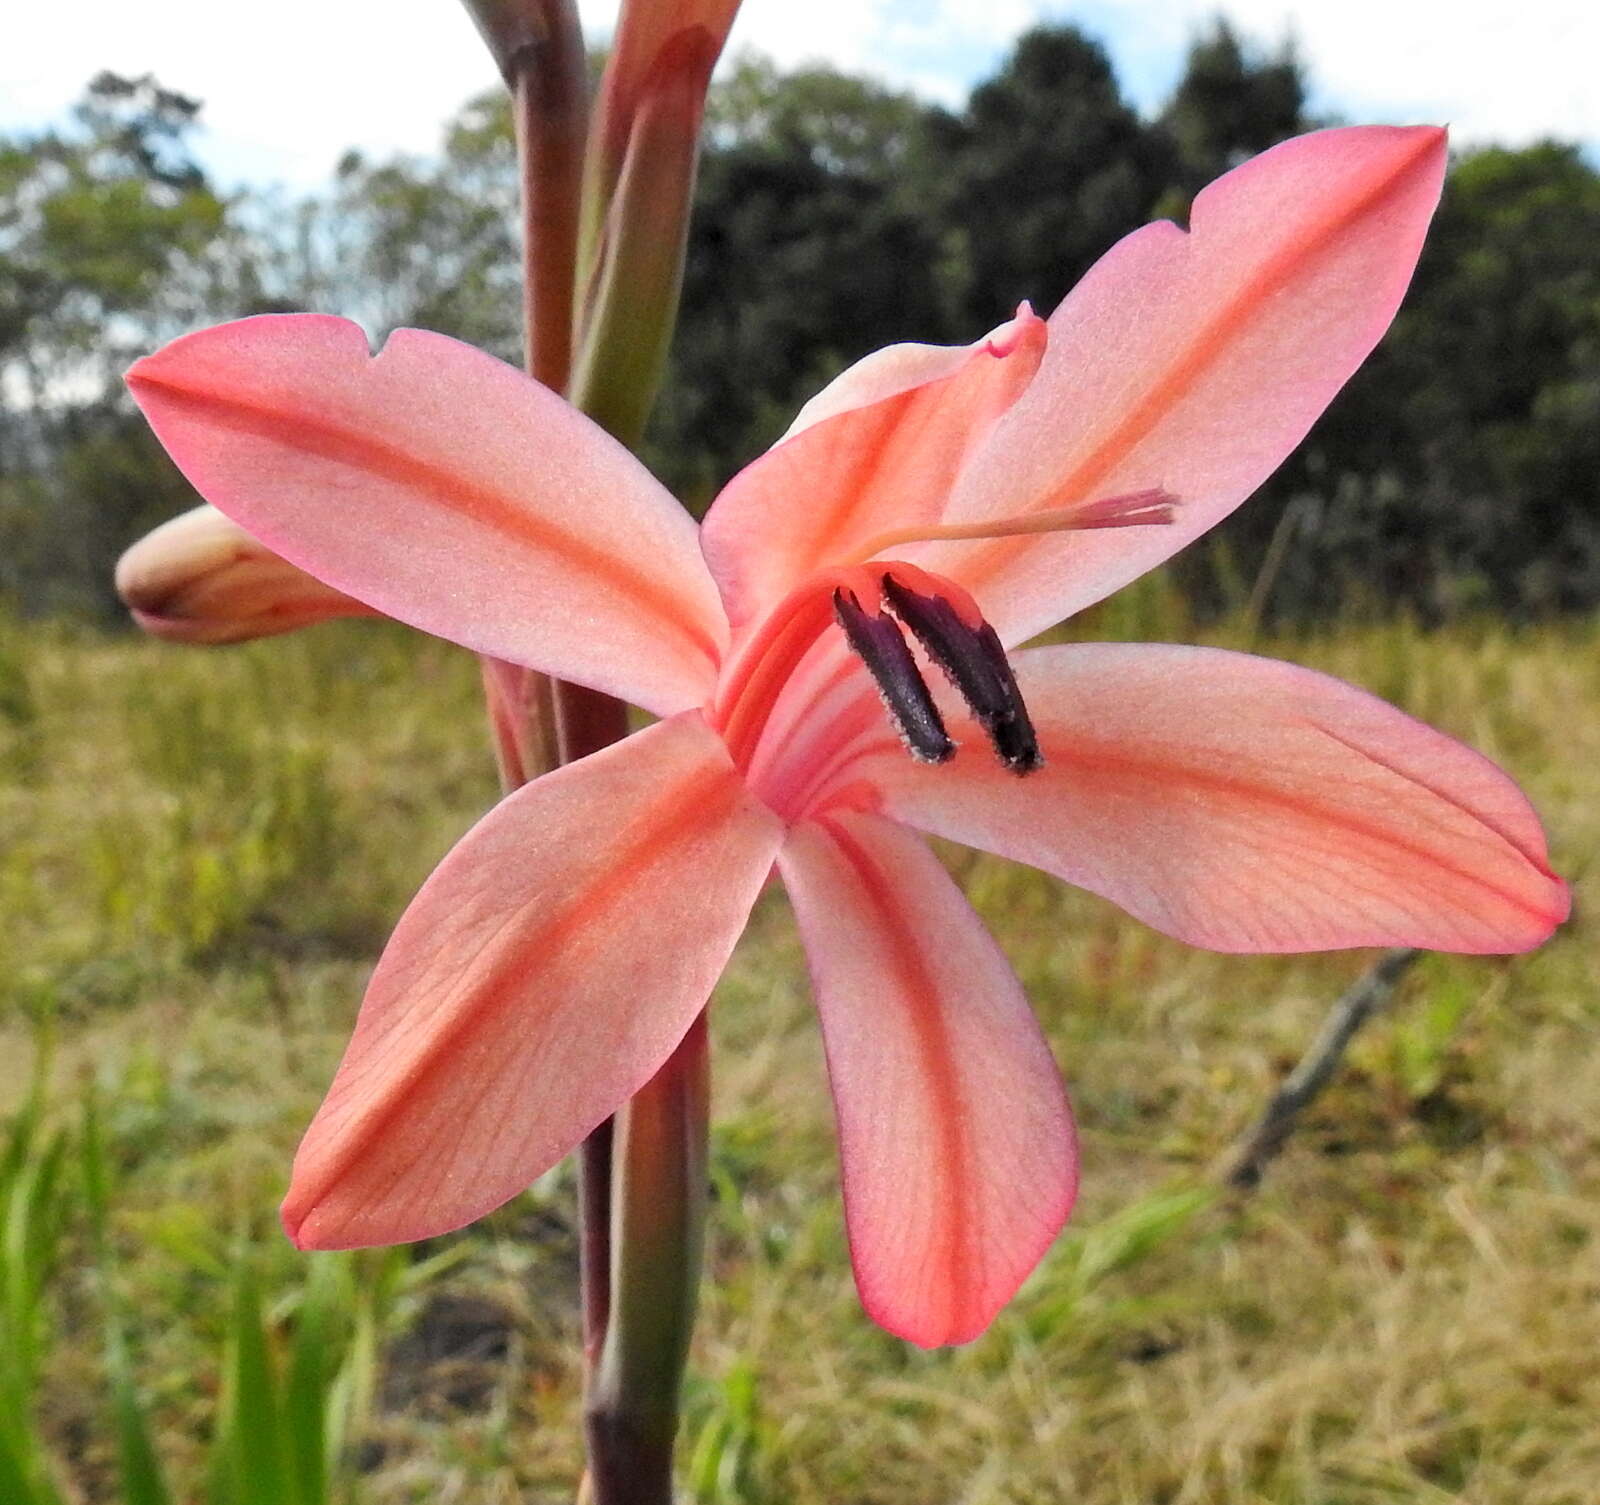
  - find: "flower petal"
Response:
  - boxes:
[926,126,1449,645]
[779,810,1078,1347]
[128,314,727,715]
[283,712,783,1249]
[857,643,1567,954]
[700,307,1046,636]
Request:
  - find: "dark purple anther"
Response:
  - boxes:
[832,588,955,765]
[880,573,1042,774]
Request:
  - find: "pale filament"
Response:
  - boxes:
[846,486,1177,562]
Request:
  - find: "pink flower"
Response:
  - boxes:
[127,127,1566,1347]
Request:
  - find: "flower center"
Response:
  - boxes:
[709,561,1040,778]
[707,484,1179,815]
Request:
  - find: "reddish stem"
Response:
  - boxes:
[508,4,587,389]
[583,1016,710,1505]
[579,1118,615,1368]
[552,682,632,1373]
[499,0,631,1423]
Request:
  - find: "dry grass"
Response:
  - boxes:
[1,591,1594,1503]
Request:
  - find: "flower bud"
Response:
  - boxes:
[115,505,373,644]
[571,0,742,440]
[587,0,742,217]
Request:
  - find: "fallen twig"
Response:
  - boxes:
[1219,948,1424,1191]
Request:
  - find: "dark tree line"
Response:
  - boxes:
[4,25,1598,622]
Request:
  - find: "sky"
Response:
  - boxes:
[4,0,1597,189]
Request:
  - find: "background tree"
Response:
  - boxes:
[296,92,524,361]
[1206,141,1600,621]
[1158,20,1310,198]
[923,26,1170,329]
[0,73,242,614]
[646,59,946,500]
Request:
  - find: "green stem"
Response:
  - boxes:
[479,2,642,1464]
[491,7,715,1495]
[569,28,717,446]
[583,1016,710,1505]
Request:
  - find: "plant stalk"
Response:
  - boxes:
[509,11,588,391]
[551,684,632,1382]
[492,0,637,1432]
[495,6,721,1494]
[583,1016,710,1505]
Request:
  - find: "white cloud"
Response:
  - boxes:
[1097,0,1600,150]
[3,0,1595,190]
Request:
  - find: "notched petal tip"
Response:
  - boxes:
[122,310,725,714]
[984,301,1047,360]
[938,124,1452,647]
[124,312,373,394]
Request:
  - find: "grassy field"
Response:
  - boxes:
[1,585,1595,1504]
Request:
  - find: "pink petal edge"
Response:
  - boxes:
[926,126,1451,645]
[700,307,1047,637]
[128,314,727,716]
[284,713,783,1250]
[851,643,1567,955]
[780,810,1078,1347]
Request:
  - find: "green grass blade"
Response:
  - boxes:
[0,1049,67,1505]
[82,1084,176,1505]
[0,1426,45,1505]
[106,1323,174,1505]
[214,1258,295,1505]
[79,1089,110,1255]
[283,1256,344,1505]
[1071,1185,1218,1293]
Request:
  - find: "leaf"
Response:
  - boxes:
[106,1324,174,1505]
[212,1258,295,1505]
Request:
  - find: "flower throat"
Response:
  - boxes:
[710,562,1040,777]
[709,487,1177,778]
